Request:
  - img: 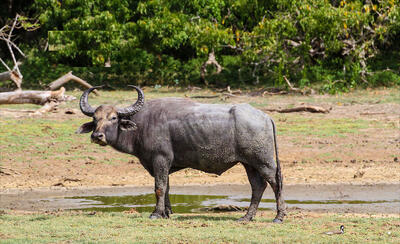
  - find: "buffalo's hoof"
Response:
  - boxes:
[166,208,173,216]
[149,213,163,219]
[272,218,283,223]
[149,212,169,219]
[237,216,252,222]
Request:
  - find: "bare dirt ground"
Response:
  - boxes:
[0,88,399,190]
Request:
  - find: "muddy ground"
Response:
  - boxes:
[0,88,399,196]
[1,183,399,214]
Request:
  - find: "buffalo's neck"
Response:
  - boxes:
[109,129,137,156]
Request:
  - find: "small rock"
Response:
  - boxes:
[353,171,365,179]
[65,109,78,114]
[394,157,398,162]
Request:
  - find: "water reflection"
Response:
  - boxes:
[65,194,398,213]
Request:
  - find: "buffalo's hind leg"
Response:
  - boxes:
[238,164,267,222]
[268,176,286,223]
[257,165,287,223]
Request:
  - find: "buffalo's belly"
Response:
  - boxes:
[173,144,239,175]
[169,111,239,174]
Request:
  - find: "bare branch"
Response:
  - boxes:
[5,14,23,79]
[47,71,100,96]
[7,14,19,42]
[0,37,26,57]
[0,58,11,72]
[221,44,244,52]
[283,75,299,91]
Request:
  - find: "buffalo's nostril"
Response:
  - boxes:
[91,132,105,140]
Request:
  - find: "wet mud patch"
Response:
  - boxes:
[1,184,399,214]
[61,194,399,214]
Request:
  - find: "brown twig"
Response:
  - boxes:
[190,95,219,99]
[360,112,385,116]
[283,76,315,95]
[0,166,20,175]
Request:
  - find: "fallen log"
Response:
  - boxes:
[47,71,100,95]
[264,105,330,113]
[0,87,74,105]
[262,90,288,96]
[33,100,59,115]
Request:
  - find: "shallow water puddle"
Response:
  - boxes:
[64,194,398,213]
[65,194,228,213]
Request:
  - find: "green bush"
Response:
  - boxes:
[1,0,399,92]
[367,70,400,87]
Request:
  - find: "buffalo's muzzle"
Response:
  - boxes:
[91,132,107,146]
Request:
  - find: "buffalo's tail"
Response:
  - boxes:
[271,119,282,197]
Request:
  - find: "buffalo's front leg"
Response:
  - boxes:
[165,178,173,216]
[150,156,170,219]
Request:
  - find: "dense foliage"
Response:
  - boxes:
[1,0,399,92]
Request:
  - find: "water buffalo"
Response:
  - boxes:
[76,86,286,222]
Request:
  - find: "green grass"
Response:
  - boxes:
[0,211,398,243]
[0,117,132,164]
[0,88,398,165]
[275,116,372,137]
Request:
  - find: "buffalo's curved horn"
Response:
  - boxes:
[79,85,104,117]
[117,85,145,117]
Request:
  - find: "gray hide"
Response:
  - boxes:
[77,87,286,222]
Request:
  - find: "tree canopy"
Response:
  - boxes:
[1,0,399,92]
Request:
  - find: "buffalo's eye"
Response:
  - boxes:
[111,116,117,121]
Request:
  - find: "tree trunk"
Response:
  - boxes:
[0,87,73,105]
[0,70,22,90]
[47,71,99,95]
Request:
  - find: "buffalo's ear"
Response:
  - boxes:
[119,119,137,131]
[76,121,95,134]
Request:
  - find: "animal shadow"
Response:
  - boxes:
[174,215,239,221]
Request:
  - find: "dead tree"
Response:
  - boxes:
[0,14,32,90]
[0,69,21,90]
[200,51,222,86]
[0,15,98,115]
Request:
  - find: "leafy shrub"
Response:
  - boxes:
[1,0,400,92]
